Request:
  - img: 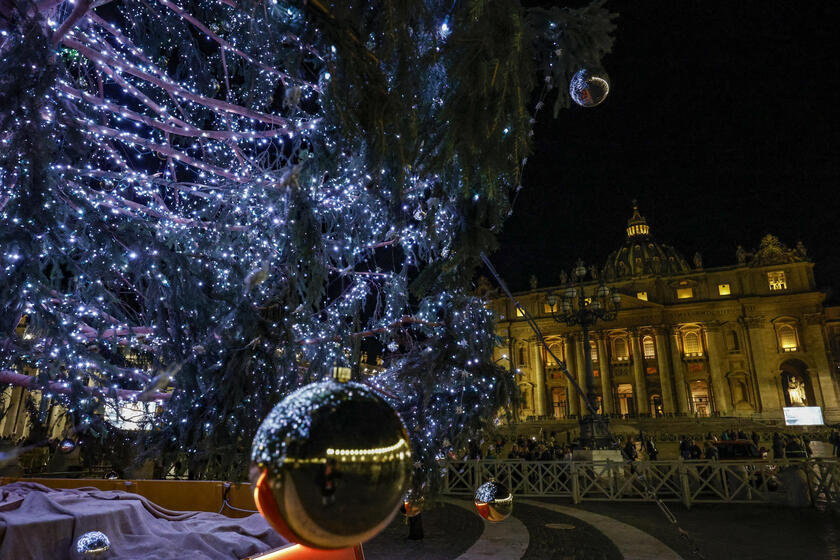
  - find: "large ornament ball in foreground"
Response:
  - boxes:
[474,480,513,522]
[72,531,111,558]
[251,379,412,549]
[569,68,610,107]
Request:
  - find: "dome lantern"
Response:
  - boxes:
[604,201,690,280]
[626,199,650,238]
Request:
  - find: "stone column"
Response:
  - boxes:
[654,327,676,414]
[744,316,782,414]
[802,314,840,418]
[564,336,580,417]
[575,335,588,413]
[704,324,731,415]
[669,327,690,414]
[531,340,547,417]
[630,330,648,416]
[596,333,613,414]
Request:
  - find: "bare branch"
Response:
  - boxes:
[64,36,292,128]
[0,369,171,402]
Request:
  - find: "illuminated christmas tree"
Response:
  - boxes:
[0,0,614,488]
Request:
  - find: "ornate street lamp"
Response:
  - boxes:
[545,259,621,449]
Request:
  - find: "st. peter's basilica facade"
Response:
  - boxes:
[487,205,840,425]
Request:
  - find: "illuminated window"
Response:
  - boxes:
[614,338,629,361]
[627,224,649,237]
[768,271,787,291]
[779,325,798,351]
[718,283,731,296]
[516,306,525,317]
[636,291,648,301]
[642,336,656,359]
[590,341,598,362]
[676,287,694,299]
[684,331,702,355]
[544,303,556,314]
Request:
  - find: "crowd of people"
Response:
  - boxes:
[454,427,840,463]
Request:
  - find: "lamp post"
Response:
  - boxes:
[545,259,621,449]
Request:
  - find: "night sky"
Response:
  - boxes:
[493,1,840,299]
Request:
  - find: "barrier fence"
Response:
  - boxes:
[442,458,840,509]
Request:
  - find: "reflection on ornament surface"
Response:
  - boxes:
[474,480,513,522]
[59,438,76,453]
[251,380,411,549]
[73,531,110,558]
[400,493,424,518]
[569,68,610,107]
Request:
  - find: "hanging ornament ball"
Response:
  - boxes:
[569,68,610,108]
[72,531,111,558]
[251,379,411,549]
[59,438,77,453]
[474,480,513,522]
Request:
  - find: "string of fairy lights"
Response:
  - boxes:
[1,0,614,481]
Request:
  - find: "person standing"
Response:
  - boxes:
[704,440,719,460]
[624,436,638,462]
[772,432,785,460]
[679,435,691,460]
[785,437,806,459]
[689,439,703,460]
[646,437,659,461]
[317,458,341,506]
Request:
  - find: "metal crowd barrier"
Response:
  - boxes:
[442,458,840,509]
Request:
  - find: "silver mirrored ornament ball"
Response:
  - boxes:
[474,480,513,522]
[59,438,76,453]
[72,531,110,559]
[569,68,610,108]
[251,379,412,549]
[401,491,424,518]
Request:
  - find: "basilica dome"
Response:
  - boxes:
[603,204,690,280]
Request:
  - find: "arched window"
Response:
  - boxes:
[614,338,629,361]
[590,341,599,362]
[518,344,528,366]
[684,331,702,355]
[642,336,656,359]
[779,325,798,351]
[726,330,740,353]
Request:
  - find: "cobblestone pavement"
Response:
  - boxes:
[364,502,484,560]
[364,498,840,560]
[561,500,840,560]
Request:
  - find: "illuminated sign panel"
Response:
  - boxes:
[783,406,824,426]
